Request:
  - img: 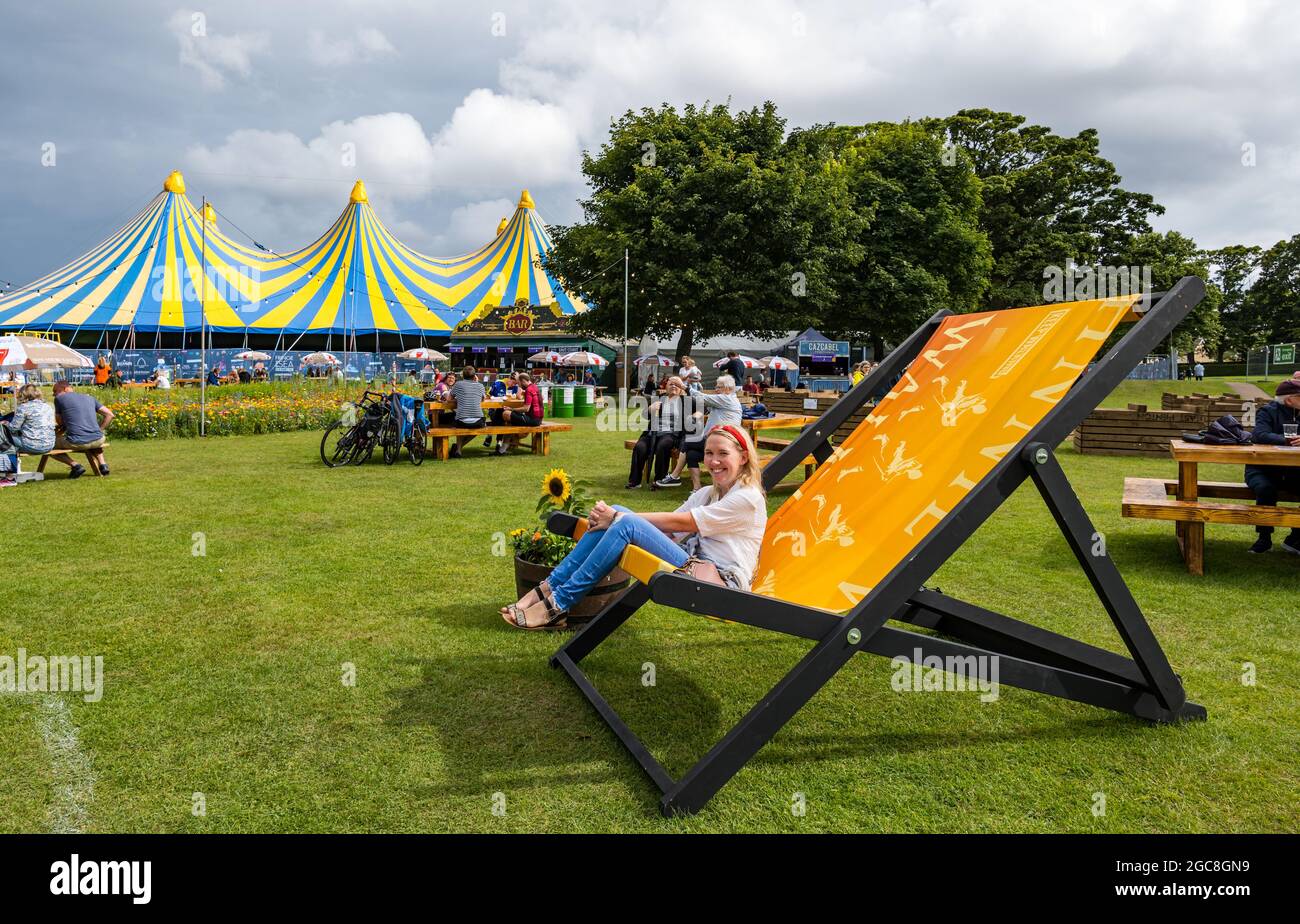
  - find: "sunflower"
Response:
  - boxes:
[541,468,572,506]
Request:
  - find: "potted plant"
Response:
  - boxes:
[510,468,630,620]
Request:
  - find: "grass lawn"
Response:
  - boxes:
[1099,375,1286,409]
[2,408,1297,833]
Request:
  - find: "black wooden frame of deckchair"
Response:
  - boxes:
[545,276,1209,817]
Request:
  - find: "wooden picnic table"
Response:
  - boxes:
[422,397,525,413]
[742,412,820,433]
[1122,439,1300,574]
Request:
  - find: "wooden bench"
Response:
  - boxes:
[426,423,571,461]
[1122,476,1300,573]
[623,437,818,491]
[16,444,111,477]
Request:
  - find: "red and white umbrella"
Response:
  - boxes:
[300,351,341,366]
[0,335,91,370]
[713,354,762,369]
[760,356,797,371]
[399,347,447,362]
[634,354,673,366]
[561,351,608,367]
[526,350,563,365]
[234,350,271,361]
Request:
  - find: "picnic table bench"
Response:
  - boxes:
[1122,439,1300,574]
[426,422,571,461]
[17,444,111,477]
[623,437,818,492]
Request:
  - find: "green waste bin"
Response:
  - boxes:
[551,385,574,418]
[573,385,596,417]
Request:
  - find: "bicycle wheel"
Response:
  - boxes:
[320,420,355,468]
[408,426,426,465]
[381,420,400,465]
[350,428,376,465]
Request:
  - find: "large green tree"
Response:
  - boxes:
[927,109,1163,308]
[1119,231,1222,363]
[1245,234,1300,346]
[797,121,991,355]
[545,102,861,359]
[1207,244,1263,360]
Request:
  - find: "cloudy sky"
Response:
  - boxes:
[1,0,1296,285]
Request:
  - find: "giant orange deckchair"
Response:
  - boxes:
[546,278,1208,816]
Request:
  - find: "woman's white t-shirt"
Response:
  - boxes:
[673,484,767,590]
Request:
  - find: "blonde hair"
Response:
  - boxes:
[16,384,43,404]
[706,427,764,495]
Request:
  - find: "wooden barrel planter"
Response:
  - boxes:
[514,556,631,621]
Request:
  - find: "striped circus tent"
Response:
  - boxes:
[0,173,590,339]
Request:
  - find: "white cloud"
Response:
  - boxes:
[429,89,580,189]
[306,26,397,67]
[186,113,437,201]
[427,198,517,254]
[168,9,269,91]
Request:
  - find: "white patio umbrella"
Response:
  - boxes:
[713,354,762,369]
[234,350,271,361]
[300,351,342,366]
[398,347,447,362]
[526,350,563,364]
[760,356,797,371]
[634,354,673,366]
[0,335,92,371]
[560,351,609,367]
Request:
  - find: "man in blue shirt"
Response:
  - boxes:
[1246,378,1300,555]
[48,381,114,477]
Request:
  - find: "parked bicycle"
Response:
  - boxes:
[320,391,388,467]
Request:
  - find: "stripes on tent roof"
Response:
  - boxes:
[0,173,590,336]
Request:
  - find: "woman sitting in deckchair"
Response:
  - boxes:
[502,425,768,630]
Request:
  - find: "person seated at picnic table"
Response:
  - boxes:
[254,364,268,382]
[237,366,252,384]
[641,374,658,397]
[627,375,693,489]
[151,366,171,389]
[447,366,486,459]
[404,368,420,387]
[490,371,544,456]
[487,371,507,397]
[502,425,768,629]
[47,381,113,478]
[433,371,455,402]
[1246,377,1300,555]
[656,374,744,490]
[0,384,56,460]
[743,375,762,396]
[206,365,221,386]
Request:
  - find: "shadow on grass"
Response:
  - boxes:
[385,603,728,807]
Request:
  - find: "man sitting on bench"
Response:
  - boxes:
[49,381,114,478]
[448,366,486,459]
[1246,377,1300,555]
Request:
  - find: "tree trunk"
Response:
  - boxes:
[871,334,884,361]
[676,323,695,364]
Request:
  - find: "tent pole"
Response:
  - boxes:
[623,248,629,394]
[200,195,207,437]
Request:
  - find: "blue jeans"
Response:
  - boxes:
[549,505,689,611]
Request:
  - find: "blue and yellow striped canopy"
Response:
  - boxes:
[0,172,590,336]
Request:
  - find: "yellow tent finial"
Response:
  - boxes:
[496,217,509,235]
[163,170,186,194]
[349,180,369,204]
[517,189,535,210]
